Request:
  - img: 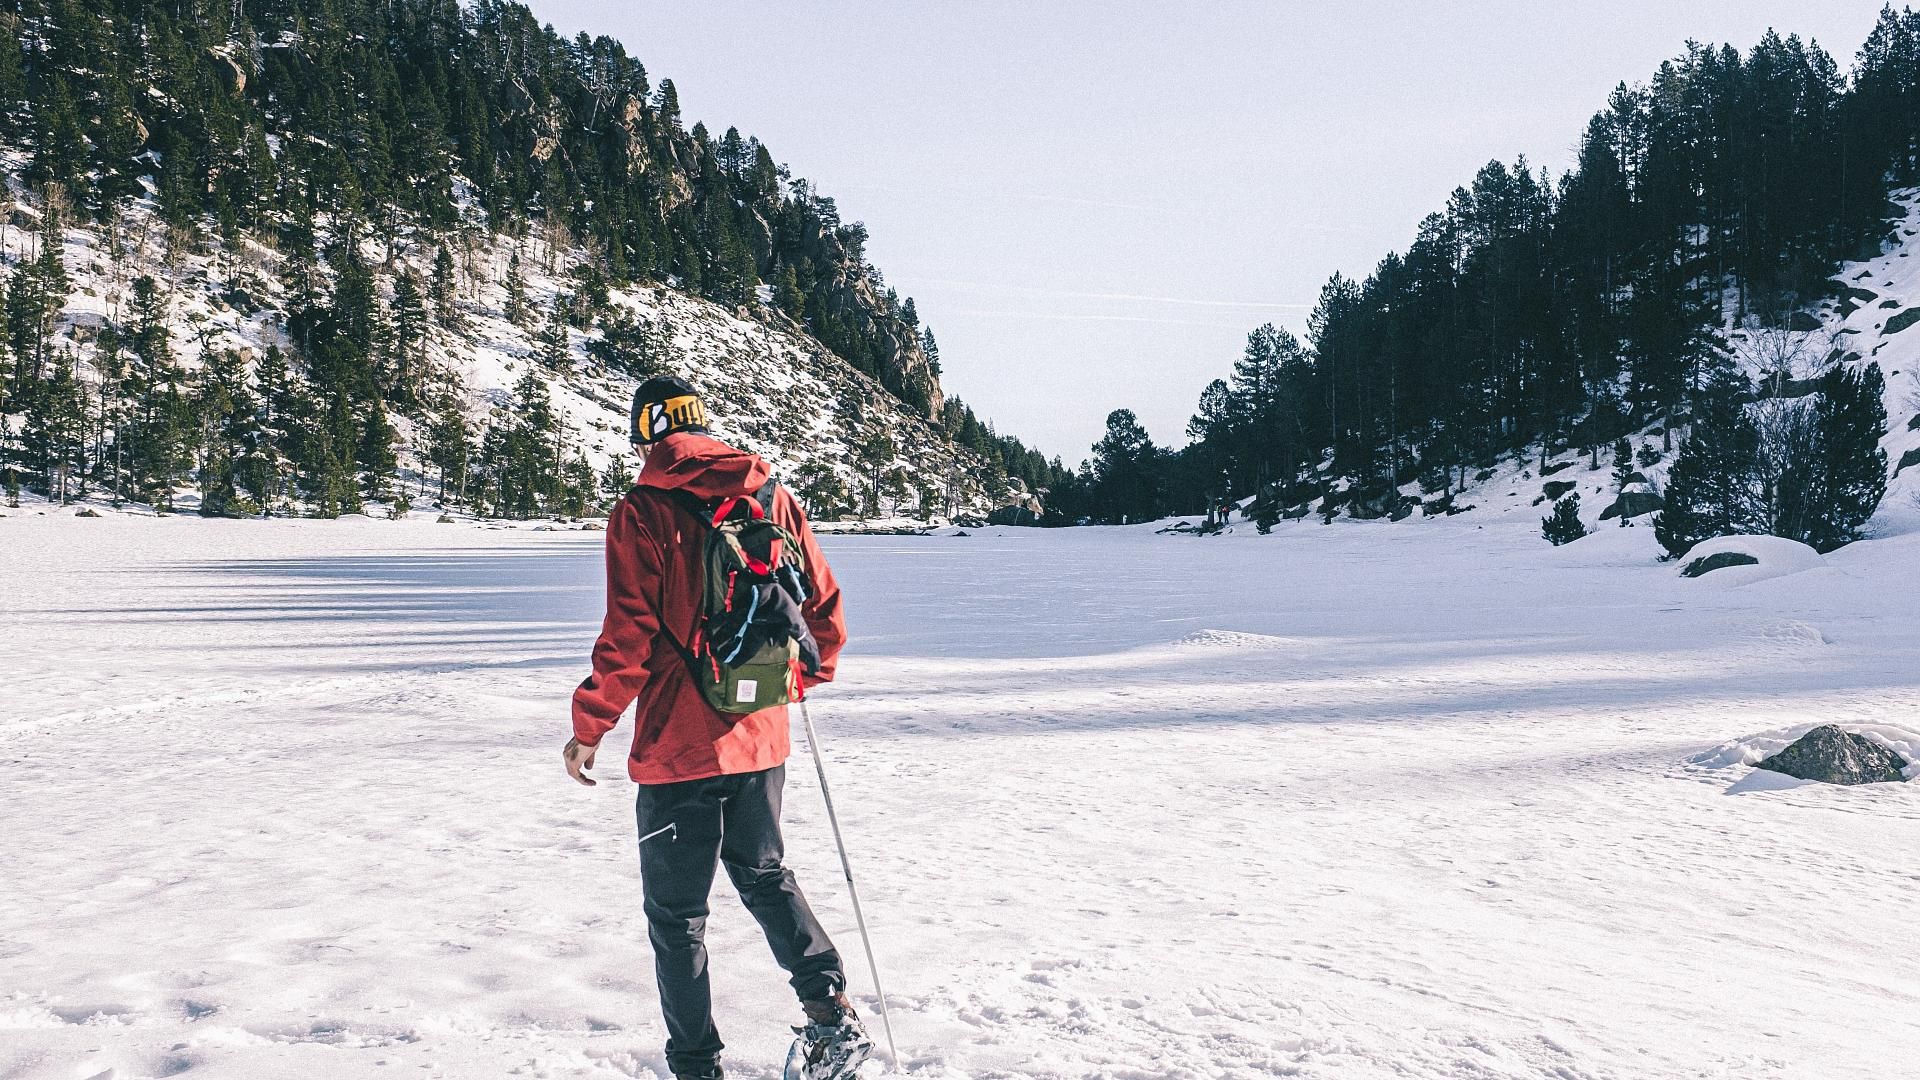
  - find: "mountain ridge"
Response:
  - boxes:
[0,0,1065,518]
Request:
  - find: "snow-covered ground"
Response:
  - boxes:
[3,506,1919,1080]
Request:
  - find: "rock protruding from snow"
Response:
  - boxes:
[1754,725,1911,785]
[1600,474,1662,521]
[1680,550,1759,577]
[1600,490,1663,520]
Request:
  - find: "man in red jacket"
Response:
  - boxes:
[565,376,870,1080]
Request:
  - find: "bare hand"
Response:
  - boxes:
[564,737,598,787]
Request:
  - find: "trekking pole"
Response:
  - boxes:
[798,698,900,1071]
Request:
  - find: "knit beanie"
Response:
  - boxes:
[629,375,709,445]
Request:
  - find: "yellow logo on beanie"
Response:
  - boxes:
[644,394,707,440]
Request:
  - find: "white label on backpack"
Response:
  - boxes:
[735,679,759,703]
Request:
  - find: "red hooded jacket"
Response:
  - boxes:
[571,432,846,784]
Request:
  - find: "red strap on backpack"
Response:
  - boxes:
[709,495,767,528]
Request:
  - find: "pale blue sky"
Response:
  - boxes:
[528,1,1883,462]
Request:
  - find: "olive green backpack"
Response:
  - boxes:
[660,477,821,715]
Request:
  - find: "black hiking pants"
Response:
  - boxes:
[634,764,845,1075]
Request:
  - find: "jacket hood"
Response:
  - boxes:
[636,431,771,500]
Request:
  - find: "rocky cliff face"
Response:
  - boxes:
[778,210,944,418]
[517,77,943,422]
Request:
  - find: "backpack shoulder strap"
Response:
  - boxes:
[622,485,716,675]
[667,487,714,527]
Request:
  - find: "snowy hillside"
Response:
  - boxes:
[1281,187,1920,542]
[400,227,1005,515]
[2,162,1017,520]
[1814,185,1920,534]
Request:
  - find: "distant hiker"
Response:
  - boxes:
[565,375,873,1080]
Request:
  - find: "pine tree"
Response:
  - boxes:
[1187,378,1239,506]
[424,392,474,505]
[1655,375,1759,558]
[1542,493,1587,545]
[920,326,941,376]
[20,349,85,500]
[656,79,681,127]
[539,295,571,369]
[7,220,69,391]
[569,263,610,324]
[1611,437,1635,491]
[0,413,19,505]
[0,274,12,417]
[311,394,362,517]
[0,37,25,137]
[388,271,429,406]
[29,79,88,202]
[122,277,189,508]
[336,250,388,398]
[431,246,458,327]
[599,450,633,503]
[852,429,897,516]
[1254,497,1280,534]
[587,309,662,377]
[792,459,849,519]
[242,346,296,513]
[89,328,127,503]
[774,263,805,321]
[1090,408,1164,525]
[358,397,400,504]
[560,454,597,517]
[192,348,253,516]
[1803,362,1888,551]
[490,368,560,519]
[504,251,529,327]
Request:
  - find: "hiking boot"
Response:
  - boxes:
[801,991,855,1027]
[792,993,874,1080]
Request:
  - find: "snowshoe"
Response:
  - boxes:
[781,994,876,1080]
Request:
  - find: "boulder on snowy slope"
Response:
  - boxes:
[1345,490,1401,519]
[1675,535,1824,586]
[1599,485,1662,521]
[1755,725,1910,785]
[1839,286,1879,316]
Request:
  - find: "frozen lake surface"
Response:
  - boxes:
[3,509,1918,1079]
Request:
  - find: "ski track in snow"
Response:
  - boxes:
[4,510,1920,1079]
